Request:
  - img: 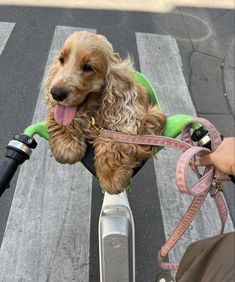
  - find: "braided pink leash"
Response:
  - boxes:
[100,118,228,270]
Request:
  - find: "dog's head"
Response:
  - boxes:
[45,31,118,108]
[45,31,138,126]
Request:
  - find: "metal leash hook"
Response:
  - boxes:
[210,179,224,198]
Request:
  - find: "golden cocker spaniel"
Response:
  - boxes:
[44,31,166,194]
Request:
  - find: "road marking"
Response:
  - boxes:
[136,32,234,267]
[0,22,15,56]
[0,26,95,282]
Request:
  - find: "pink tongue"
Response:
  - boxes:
[54,104,77,125]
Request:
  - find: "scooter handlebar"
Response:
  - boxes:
[0,133,37,197]
[0,156,20,196]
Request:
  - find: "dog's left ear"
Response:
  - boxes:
[100,54,140,125]
[104,54,136,99]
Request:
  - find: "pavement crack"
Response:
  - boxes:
[46,189,72,281]
[193,49,222,60]
[187,49,195,104]
[220,58,235,119]
[179,8,197,112]
[212,10,231,23]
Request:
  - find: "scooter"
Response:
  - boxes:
[0,72,195,281]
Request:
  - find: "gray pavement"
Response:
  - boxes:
[0,4,234,282]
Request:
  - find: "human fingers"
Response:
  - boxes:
[195,154,214,166]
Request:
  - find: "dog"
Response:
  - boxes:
[44,31,166,194]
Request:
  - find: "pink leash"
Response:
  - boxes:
[100,118,228,270]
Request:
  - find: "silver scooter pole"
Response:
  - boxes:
[99,190,135,282]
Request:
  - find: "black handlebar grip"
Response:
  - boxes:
[0,143,30,197]
[0,133,37,197]
[0,156,19,196]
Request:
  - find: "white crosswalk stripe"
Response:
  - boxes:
[136,32,234,266]
[0,24,234,282]
[0,22,15,56]
[0,26,95,282]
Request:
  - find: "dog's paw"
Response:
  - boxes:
[99,179,126,194]
[49,139,86,164]
[98,168,132,194]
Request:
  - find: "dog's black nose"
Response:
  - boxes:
[50,87,69,101]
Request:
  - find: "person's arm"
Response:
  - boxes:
[195,137,235,176]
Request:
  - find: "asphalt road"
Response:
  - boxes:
[0,4,234,282]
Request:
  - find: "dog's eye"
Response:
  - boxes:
[83,64,94,72]
[59,56,64,65]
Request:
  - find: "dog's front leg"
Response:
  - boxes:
[95,156,133,195]
[46,112,86,164]
[94,138,144,194]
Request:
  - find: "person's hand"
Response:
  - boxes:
[195,137,235,176]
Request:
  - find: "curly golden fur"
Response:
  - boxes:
[44,31,166,194]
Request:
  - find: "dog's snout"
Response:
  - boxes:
[51,87,69,101]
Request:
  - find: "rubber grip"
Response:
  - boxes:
[0,157,19,196]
